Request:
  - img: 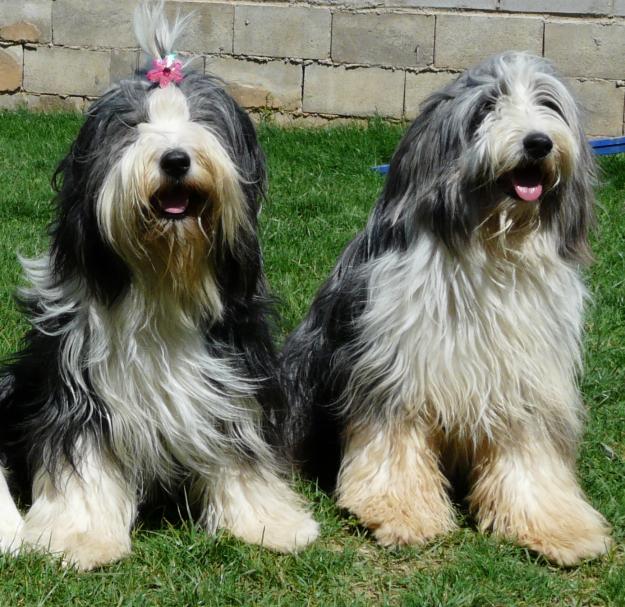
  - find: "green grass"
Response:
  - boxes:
[0,111,623,606]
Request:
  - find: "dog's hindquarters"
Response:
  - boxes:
[281,232,376,491]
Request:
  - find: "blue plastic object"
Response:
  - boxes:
[591,136,625,156]
[372,136,625,173]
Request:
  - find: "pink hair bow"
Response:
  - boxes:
[147,54,184,88]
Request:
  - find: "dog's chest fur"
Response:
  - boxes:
[87,289,263,481]
[352,231,585,440]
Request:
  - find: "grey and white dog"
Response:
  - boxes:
[0,2,318,569]
[282,52,611,566]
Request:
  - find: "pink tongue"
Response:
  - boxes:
[160,190,189,214]
[512,169,543,202]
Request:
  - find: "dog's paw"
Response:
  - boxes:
[523,530,612,567]
[513,508,612,566]
[258,511,320,553]
[224,505,320,554]
[211,467,320,553]
[371,514,457,548]
[484,491,612,566]
[24,525,131,571]
[57,532,132,570]
[339,489,457,548]
[0,521,23,556]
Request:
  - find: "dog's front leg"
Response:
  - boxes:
[337,419,457,547]
[198,462,319,553]
[23,443,137,570]
[470,435,612,566]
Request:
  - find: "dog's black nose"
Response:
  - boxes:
[160,149,191,178]
[523,132,553,159]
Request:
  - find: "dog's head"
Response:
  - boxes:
[383,53,595,261]
[50,3,265,313]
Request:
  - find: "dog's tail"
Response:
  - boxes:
[134,0,190,60]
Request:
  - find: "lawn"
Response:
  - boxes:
[0,111,623,606]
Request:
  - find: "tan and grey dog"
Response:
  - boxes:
[282,52,611,566]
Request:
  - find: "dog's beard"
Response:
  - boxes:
[97,145,248,315]
[139,185,217,302]
[469,126,577,256]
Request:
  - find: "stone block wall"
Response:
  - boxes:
[0,0,624,135]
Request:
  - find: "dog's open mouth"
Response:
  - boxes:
[151,185,203,219]
[508,165,544,202]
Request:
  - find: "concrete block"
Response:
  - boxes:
[24,47,111,97]
[25,94,85,112]
[309,0,384,6]
[165,2,233,54]
[0,93,27,110]
[404,71,458,119]
[545,22,625,80]
[207,57,302,110]
[387,0,496,8]
[0,0,51,43]
[303,64,404,117]
[501,0,610,14]
[234,5,331,59]
[52,0,136,48]
[0,21,41,43]
[0,46,23,93]
[110,50,139,83]
[332,13,434,67]
[615,0,625,16]
[566,79,624,137]
[435,15,543,69]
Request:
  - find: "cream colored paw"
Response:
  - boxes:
[0,520,23,556]
[508,507,612,566]
[339,488,457,548]
[57,532,132,570]
[211,466,320,553]
[24,526,131,571]
[225,506,320,553]
[370,512,457,547]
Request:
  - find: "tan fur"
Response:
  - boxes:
[469,434,612,566]
[337,420,457,546]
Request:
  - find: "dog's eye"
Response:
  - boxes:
[541,99,562,115]
[469,99,495,133]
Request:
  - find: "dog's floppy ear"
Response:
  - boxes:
[232,103,267,217]
[553,131,596,264]
[375,85,479,256]
[50,110,130,305]
[213,105,266,301]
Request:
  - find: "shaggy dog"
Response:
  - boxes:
[282,52,611,566]
[0,2,318,569]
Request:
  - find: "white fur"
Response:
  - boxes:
[0,466,23,555]
[199,465,320,552]
[347,230,584,447]
[472,61,579,183]
[134,0,190,61]
[24,442,135,570]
